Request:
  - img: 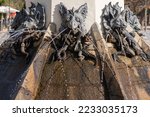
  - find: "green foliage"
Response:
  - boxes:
[0,0,5,5]
[0,0,25,10]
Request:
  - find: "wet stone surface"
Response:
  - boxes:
[36,53,105,100]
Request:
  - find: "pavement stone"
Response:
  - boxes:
[0,31,10,46]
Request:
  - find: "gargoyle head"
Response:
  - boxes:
[11,9,29,30]
[110,11,127,29]
[112,2,122,17]
[29,2,36,16]
[29,2,46,29]
[59,2,88,30]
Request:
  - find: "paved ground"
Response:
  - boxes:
[0,31,10,46]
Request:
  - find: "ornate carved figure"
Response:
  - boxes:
[29,2,46,30]
[11,9,32,30]
[102,2,148,61]
[59,2,87,34]
[11,2,46,30]
[49,3,96,65]
[124,5,141,32]
[0,3,45,63]
[0,29,43,63]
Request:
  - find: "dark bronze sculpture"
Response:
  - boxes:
[0,3,46,63]
[49,3,96,65]
[29,2,46,30]
[11,2,46,30]
[102,2,149,61]
[11,9,32,30]
[124,5,141,32]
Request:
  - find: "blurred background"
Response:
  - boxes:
[125,0,150,30]
[0,0,25,31]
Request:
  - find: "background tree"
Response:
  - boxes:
[0,0,25,19]
[0,0,25,10]
[0,0,5,6]
[125,0,149,14]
